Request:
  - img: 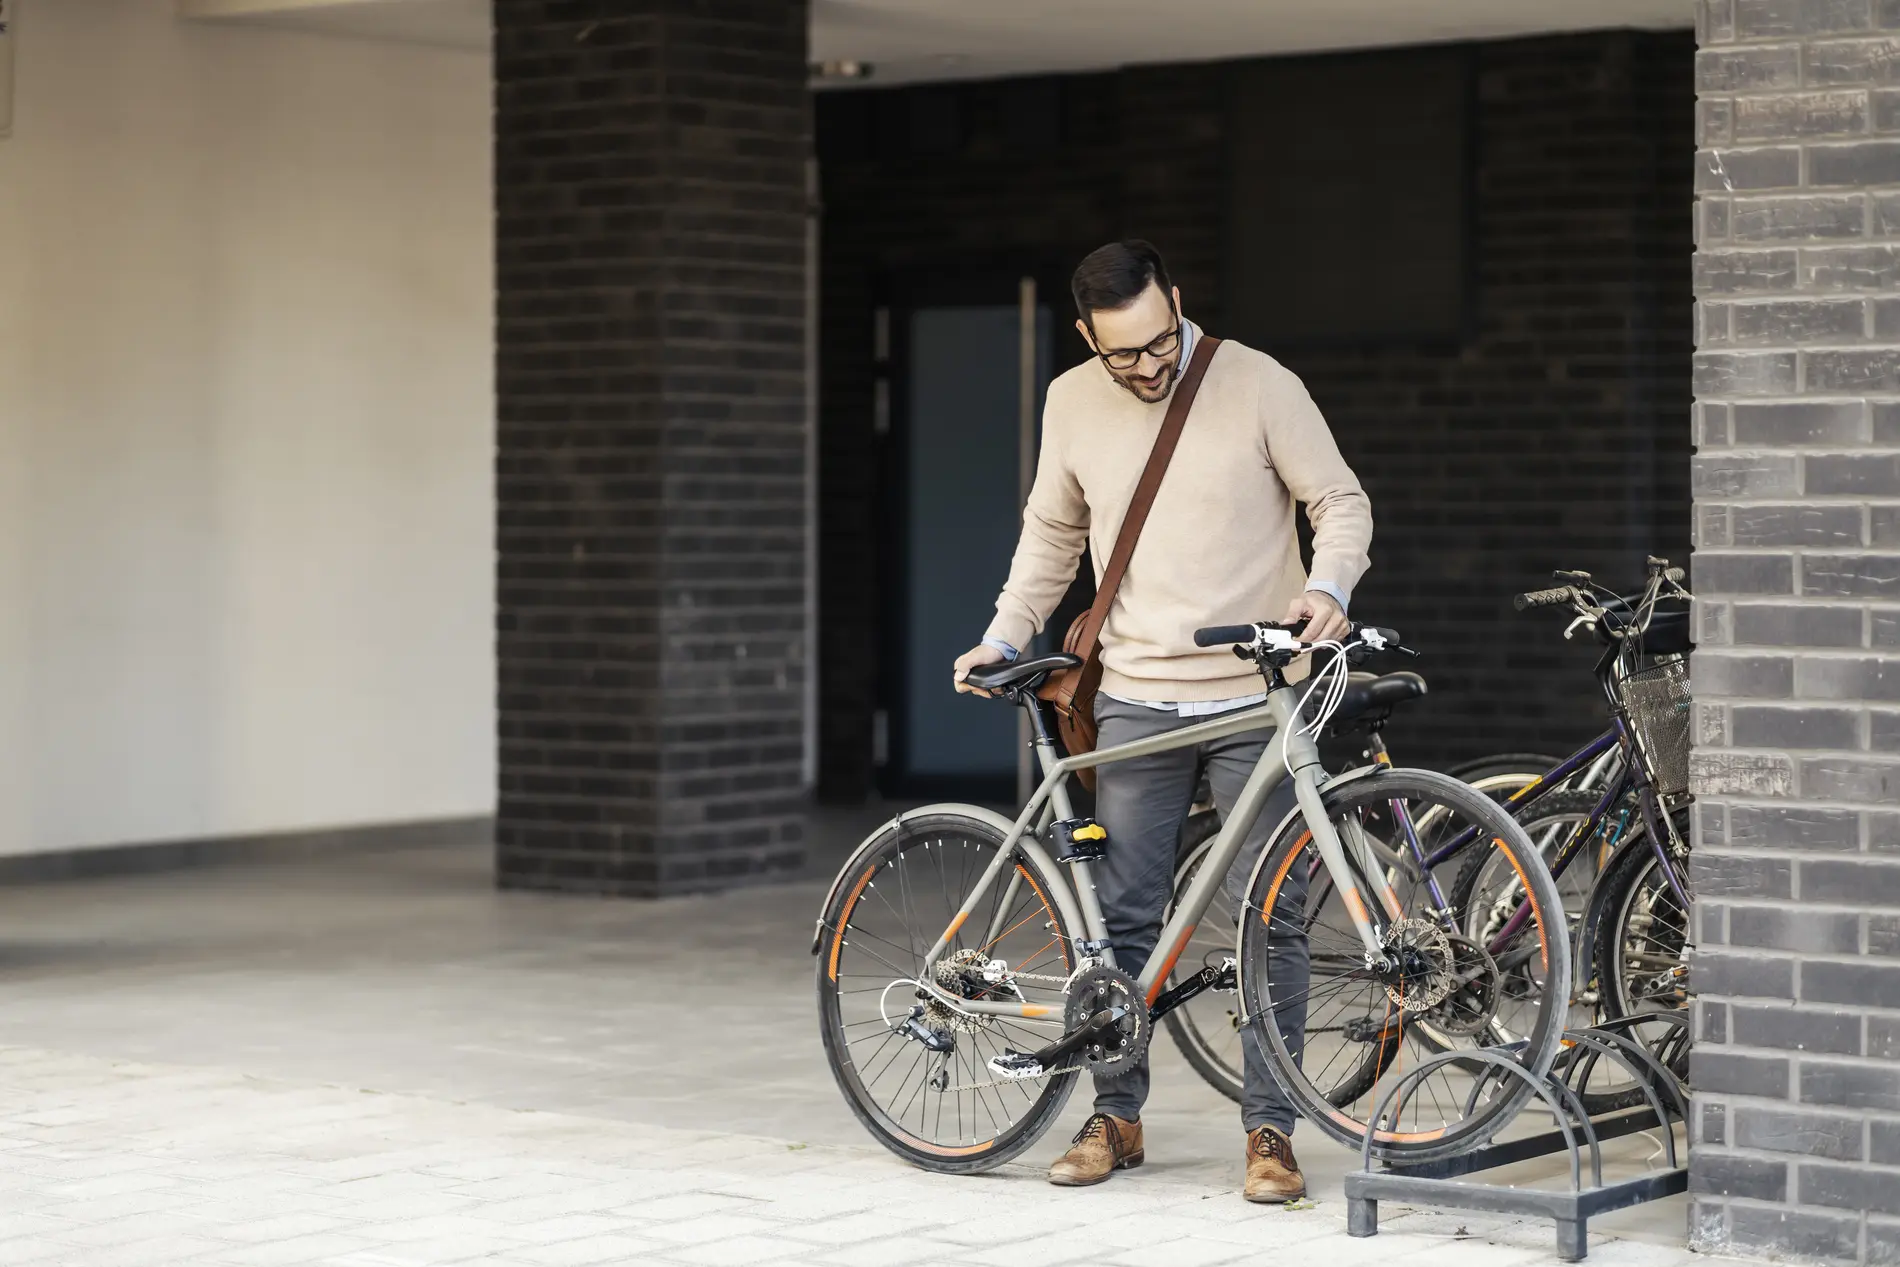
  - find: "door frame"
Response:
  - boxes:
[874,250,1088,801]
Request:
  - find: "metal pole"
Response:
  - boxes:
[1016,276,1037,806]
[802,158,820,791]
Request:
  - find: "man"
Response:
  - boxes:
[953,240,1372,1201]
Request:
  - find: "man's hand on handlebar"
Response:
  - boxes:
[952,643,1007,697]
[1282,589,1350,644]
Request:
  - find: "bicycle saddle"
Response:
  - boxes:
[961,652,1082,695]
[1330,670,1428,724]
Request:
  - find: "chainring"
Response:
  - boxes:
[1064,963,1151,1075]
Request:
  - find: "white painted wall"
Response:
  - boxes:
[0,0,494,857]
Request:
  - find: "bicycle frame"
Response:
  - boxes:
[906,680,1395,1026]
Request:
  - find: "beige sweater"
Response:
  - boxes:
[985,331,1374,702]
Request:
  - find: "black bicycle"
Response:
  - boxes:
[1450,558,1693,1036]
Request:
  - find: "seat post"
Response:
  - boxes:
[1019,691,1055,744]
[1017,692,1068,806]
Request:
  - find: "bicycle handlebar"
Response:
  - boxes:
[1191,621,1403,652]
[1193,623,1266,648]
[1513,586,1577,612]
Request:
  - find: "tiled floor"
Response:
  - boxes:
[0,828,1707,1265]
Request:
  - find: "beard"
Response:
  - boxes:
[1110,358,1179,404]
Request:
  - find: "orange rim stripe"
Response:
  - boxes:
[828,865,879,982]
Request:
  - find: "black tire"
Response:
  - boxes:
[816,812,1077,1174]
[1238,767,1571,1164]
[1578,806,1692,1112]
[1595,808,1693,1022]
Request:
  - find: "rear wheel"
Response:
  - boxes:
[1447,753,1567,800]
[816,812,1077,1173]
[1449,789,1607,1033]
[1238,768,1570,1164]
[1596,808,1693,1021]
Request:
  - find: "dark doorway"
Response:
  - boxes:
[877,269,1063,801]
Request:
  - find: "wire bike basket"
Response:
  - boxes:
[1618,655,1692,797]
[1344,1013,1689,1262]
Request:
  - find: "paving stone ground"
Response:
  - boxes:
[1,1045,1714,1267]
[0,836,1717,1266]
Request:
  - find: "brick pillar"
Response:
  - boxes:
[1691,3,1900,1260]
[494,1,810,896]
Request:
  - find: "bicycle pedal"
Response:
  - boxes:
[988,1049,1046,1080]
[1051,818,1109,864]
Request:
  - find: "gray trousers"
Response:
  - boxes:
[1088,695,1310,1135]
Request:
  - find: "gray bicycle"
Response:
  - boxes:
[814,620,1571,1172]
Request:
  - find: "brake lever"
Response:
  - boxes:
[1562,614,1596,641]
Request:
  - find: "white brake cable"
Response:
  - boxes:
[1283,638,1352,778]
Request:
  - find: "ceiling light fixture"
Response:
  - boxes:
[810,60,873,81]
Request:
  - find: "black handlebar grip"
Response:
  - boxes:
[1514,587,1574,612]
[1364,626,1402,647]
[1193,624,1259,648]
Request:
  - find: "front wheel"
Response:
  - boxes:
[1238,768,1571,1164]
[816,811,1077,1173]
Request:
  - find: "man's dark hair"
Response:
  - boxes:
[1071,239,1173,325]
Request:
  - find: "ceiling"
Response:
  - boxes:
[178,0,488,51]
[813,0,1691,85]
[180,0,1693,81]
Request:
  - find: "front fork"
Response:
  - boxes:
[1283,701,1396,965]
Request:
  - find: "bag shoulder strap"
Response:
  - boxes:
[1073,333,1221,663]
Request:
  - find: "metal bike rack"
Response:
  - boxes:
[1343,1014,1690,1262]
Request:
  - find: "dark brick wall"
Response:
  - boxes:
[1690,1,1900,1260]
[494,0,810,895]
[816,31,1695,800]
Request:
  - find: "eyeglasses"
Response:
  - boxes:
[1095,321,1181,371]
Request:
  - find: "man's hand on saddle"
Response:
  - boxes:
[1282,590,1349,645]
[953,643,1008,696]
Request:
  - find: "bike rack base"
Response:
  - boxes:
[1343,1110,1687,1262]
[1342,1020,1690,1262]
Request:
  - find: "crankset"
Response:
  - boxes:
[987,964,1151,1082]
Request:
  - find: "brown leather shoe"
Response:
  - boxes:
[1048,1113,1144,1186]
[1244,1125,1306,1202]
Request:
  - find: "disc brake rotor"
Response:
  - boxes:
[1381,918,1454,1012]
